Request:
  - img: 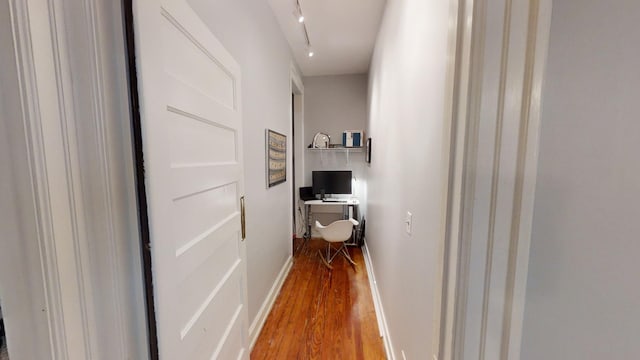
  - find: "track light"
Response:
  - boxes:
[295,1,304,23]
[296,0,314,58]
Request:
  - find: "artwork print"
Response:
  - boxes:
[266,129,287,187]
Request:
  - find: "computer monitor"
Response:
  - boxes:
[312,171,352,196]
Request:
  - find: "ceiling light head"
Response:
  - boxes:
[295,1,304,23]
[307,48,314,57]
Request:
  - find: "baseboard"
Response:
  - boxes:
[248,255,293,350]
[362,239,395,360]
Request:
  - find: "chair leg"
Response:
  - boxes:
[328,243,342,263]
[318,243,335,269]
[318,242,357,269]
[318,249,333,269]
[340,246,357,266]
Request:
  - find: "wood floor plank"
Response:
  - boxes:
[251,239,386,360]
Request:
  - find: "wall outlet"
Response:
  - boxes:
[405,211,412,235]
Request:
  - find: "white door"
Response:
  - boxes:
[132,0,249,358]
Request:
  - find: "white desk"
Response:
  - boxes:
[303,199,360,242]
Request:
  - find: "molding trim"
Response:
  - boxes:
[445,0,553,358]
[445,0,490,357]
[290,64,305,238]
[83,0,129,356]
[7,0,149,358]
[478,0,515,354]
[503,1,551,358]
[441,0,484,357]
[70,0,149,357]
[9,0,74,358]
[438,0,474,358]
[362,240,394,360]
[289,63,304,94]
[248,256,293,350]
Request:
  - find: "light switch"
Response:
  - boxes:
[405,211,412,235]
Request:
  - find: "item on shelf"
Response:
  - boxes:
[342,130,363,147]
[312,132,330,148]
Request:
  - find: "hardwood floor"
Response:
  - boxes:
[251,239,386,360]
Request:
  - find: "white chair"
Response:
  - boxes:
[315,218,359,269]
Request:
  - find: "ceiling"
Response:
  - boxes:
[268,0,387,77]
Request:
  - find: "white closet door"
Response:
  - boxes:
[132,0,249,358]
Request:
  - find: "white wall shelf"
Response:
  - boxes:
[307,147,364,152]
[306,147,364,165]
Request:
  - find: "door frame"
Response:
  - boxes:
[1,0,150,359]
[0,4,52,358]
[122,0,159,358]
[290,65,305,241]
[439,0,553,359]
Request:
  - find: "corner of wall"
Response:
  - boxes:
[362,240,395,360]
[248,255,293,350]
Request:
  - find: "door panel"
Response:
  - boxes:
[167,113,238,165]
[162,18,236,109]
[132,0,248,358]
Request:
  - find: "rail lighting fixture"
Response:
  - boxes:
[295,1,304,23]
[293,0,315,57]
[296,0,314,58]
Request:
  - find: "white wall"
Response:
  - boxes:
[303,74,368,152]
[187,0,295,327]
[366,0,455,358]
[302,74,368,232]
[521,1,640,359]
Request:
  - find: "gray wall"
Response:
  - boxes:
[303,74,368,152]
[187,0,294,327]
[366,0,455,358]
[521,1,640,359]
[302,75,368,231]
[302,74,368,190]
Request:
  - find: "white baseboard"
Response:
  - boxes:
[248,255,293,350]
[362,240,395,360]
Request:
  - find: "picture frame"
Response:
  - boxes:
[266,129,287,187]
[365,137,372,163]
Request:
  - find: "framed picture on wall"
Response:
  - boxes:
[365,137,372,163]
[266,129,287,187]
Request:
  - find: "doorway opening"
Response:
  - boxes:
[290,71,304,255]
[291,92,296,238]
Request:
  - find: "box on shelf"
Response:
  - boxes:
[342,130,363,147]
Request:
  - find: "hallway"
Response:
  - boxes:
[251,239,385,359]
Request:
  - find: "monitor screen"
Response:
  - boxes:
[312,171,352,195]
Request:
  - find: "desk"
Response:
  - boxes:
[303,199,360,243]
